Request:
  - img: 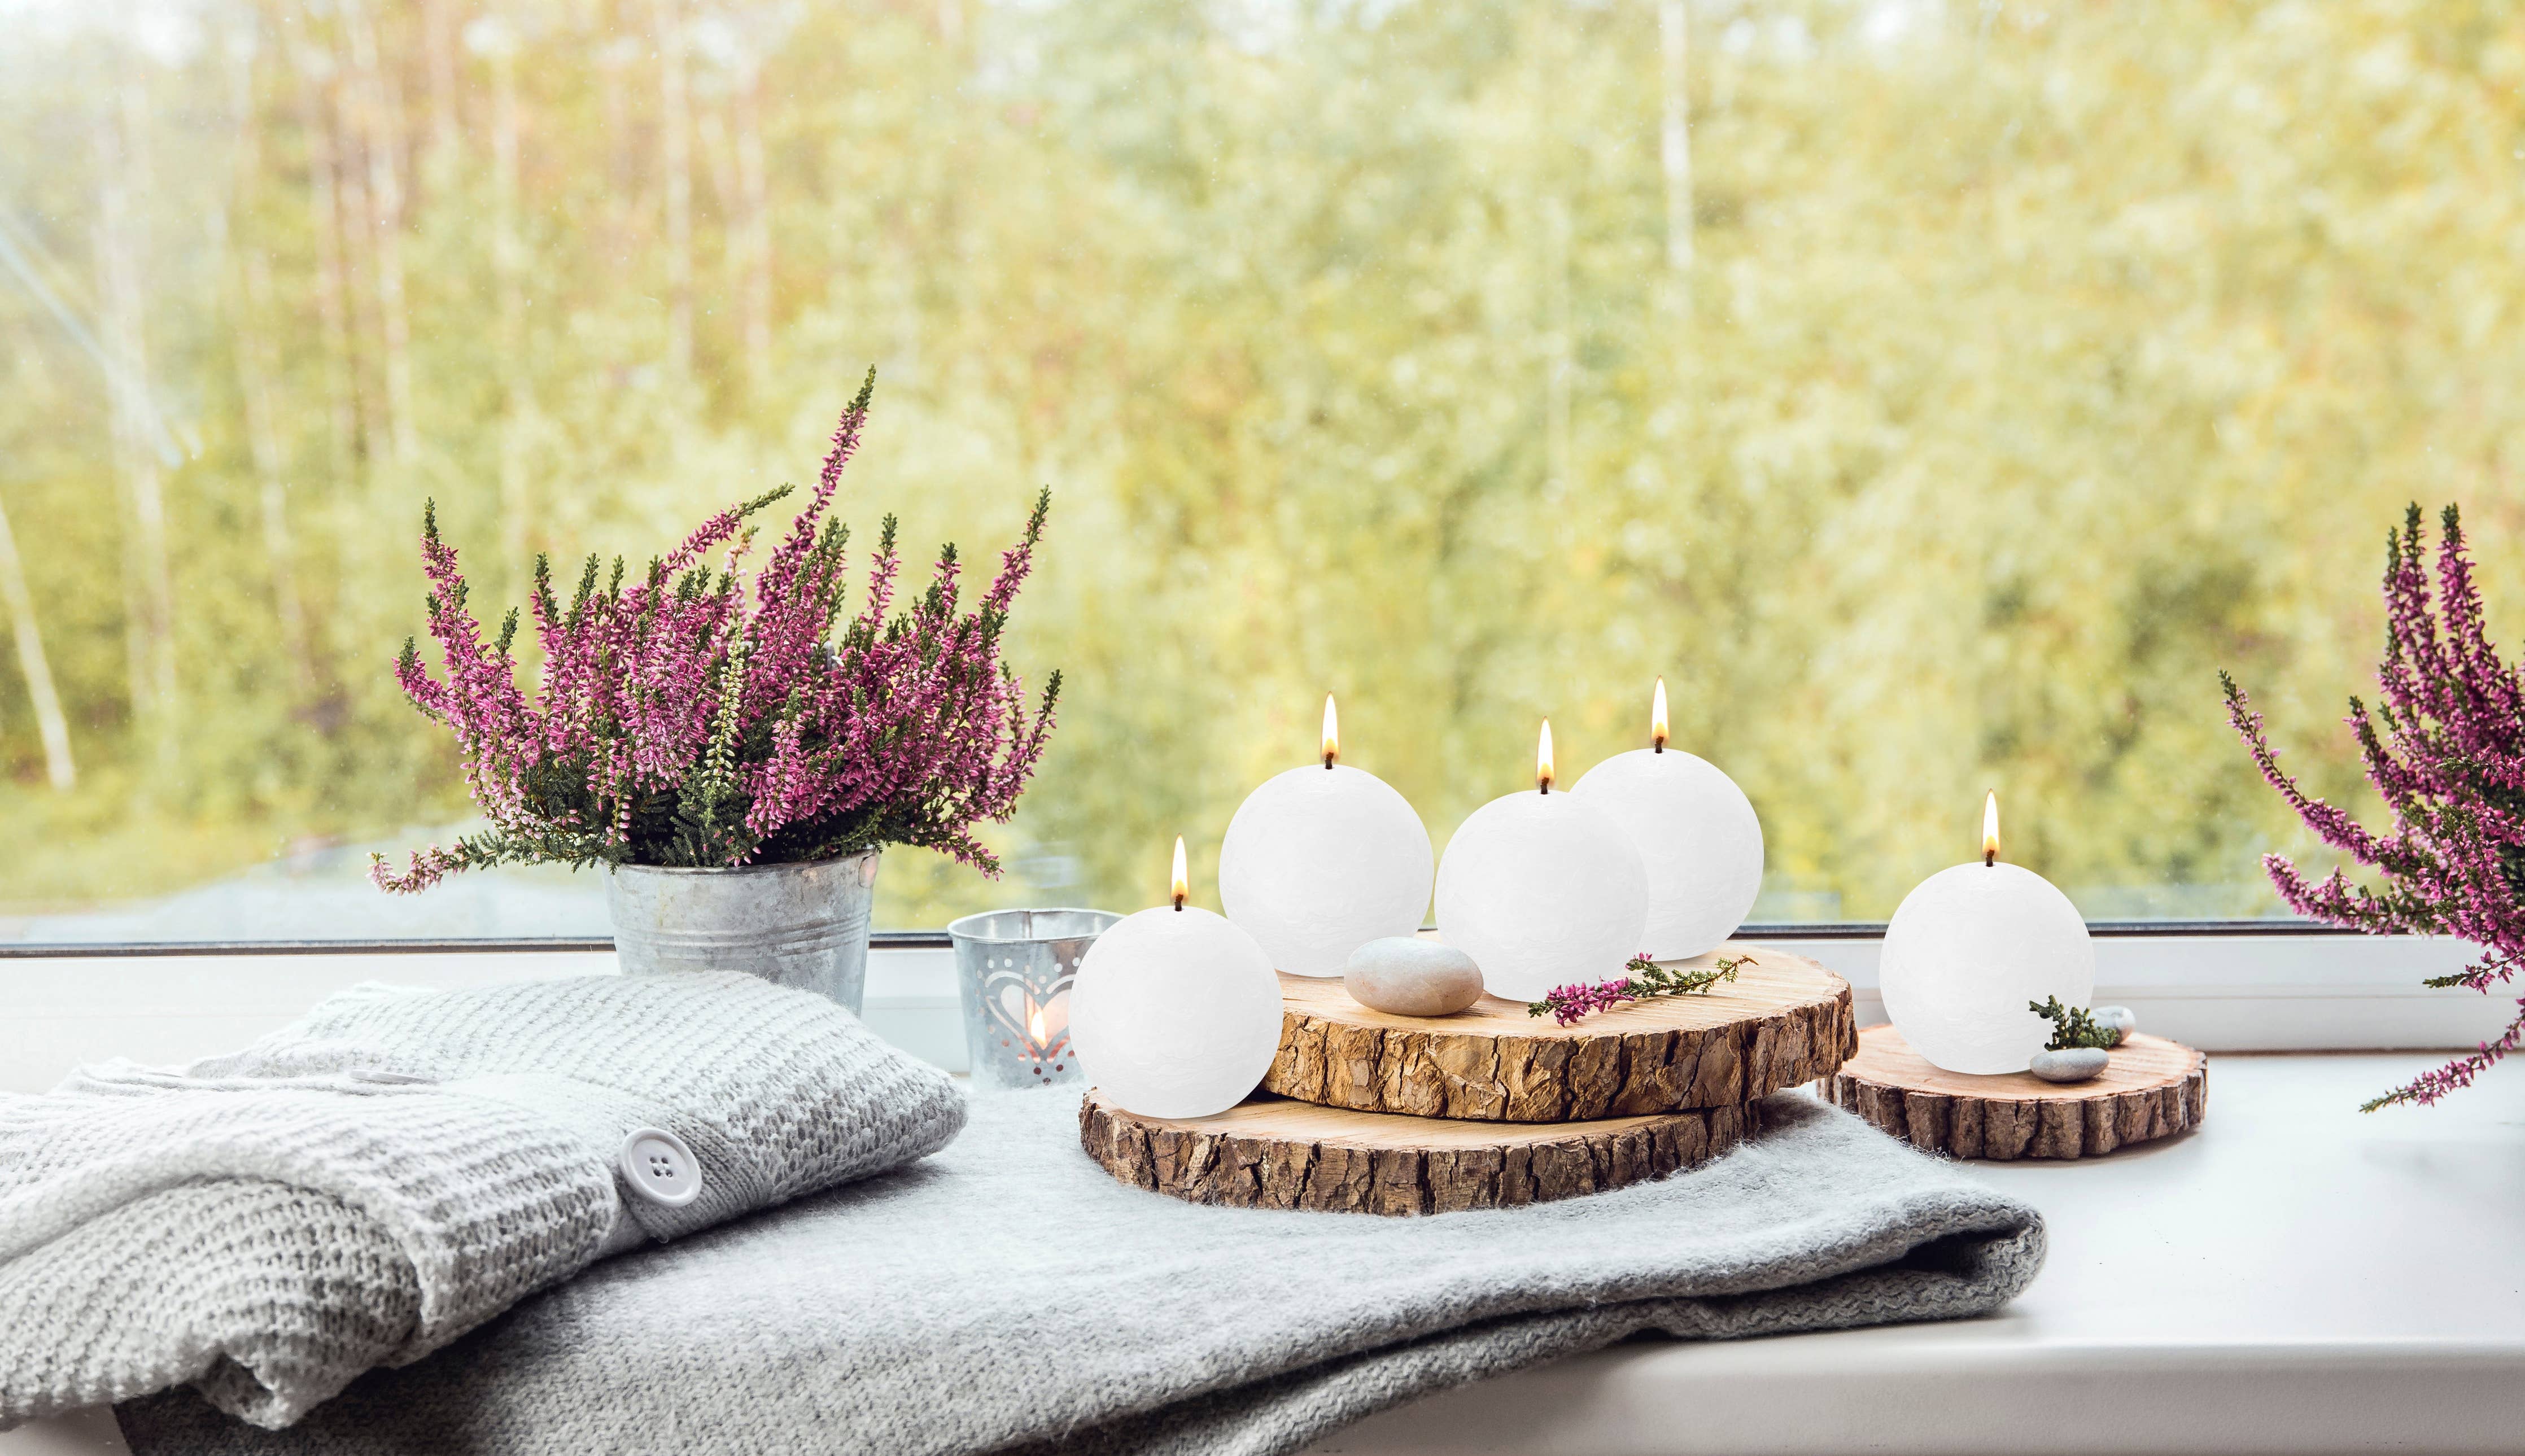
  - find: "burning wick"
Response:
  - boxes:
[1537,719,1555,795]
[1028,1002,1047,1048]
[1982,790,2000,868]
[1322,693,1339,769]
[1170,836,1189,911]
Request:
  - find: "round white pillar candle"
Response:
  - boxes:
[1877,793,2094,1075]
[1434,720,1649,1003]
[1571,678,1763,959]
[1220,696,1434,978]
[1069,838,1286,1118]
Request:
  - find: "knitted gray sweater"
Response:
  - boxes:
[0,973,966,1430]
[118,1088,2043,1456]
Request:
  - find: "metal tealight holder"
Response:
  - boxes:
[946,908,1122,1090]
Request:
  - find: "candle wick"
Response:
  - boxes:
[1653,741,1665,754]
[1323,753,1334,769]
[1984,849,1997,867]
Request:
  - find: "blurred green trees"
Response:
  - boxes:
[3,0,2520,928]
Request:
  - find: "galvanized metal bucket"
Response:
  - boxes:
[605,850,882,1013]
[946,907,1122,1090]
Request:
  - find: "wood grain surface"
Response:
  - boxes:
[1078,1090,1759,1215]
[1827,1024,2207,1160]
[1262,945,1855,1122]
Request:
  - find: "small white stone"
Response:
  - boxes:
[2029,1047,2109,1083]
[1343,938,1485,1017]
[2092,1006,2136,1046]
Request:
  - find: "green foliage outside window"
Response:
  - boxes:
[0,0,2517,930]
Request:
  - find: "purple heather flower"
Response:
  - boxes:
[373,374,1060,891]
[2225,503,2525,1110]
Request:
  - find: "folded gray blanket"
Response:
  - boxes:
[118,1087,2043,1456]
[0,973,964,1429]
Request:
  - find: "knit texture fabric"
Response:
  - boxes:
[0,972,966,1431]
[119,1087,2043,1456]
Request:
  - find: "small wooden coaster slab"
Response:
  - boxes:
[1828,1025,2207,1161]
[1079,1090,1758,1216]
[1263,944,1855,1122]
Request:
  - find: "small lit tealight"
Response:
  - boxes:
[1069,837,1286,1119]
[1571,677,1764,959]
[1434,720,1650,1003]
[1878,793,2095,1075]
[1220,695,1434,978]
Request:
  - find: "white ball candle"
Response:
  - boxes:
[1220,696,1434,978]
[1878,793,2095,1075]
[1069,838,1286,1119]
[1571,679,1763,960]
[1434,720,1650,1003]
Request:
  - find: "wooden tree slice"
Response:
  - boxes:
[1079,1090,1759,1216]
[1263,945,1854,1122]
[1828,1025,2207,1161]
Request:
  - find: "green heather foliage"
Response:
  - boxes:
[2030,997,2120,1053]
[3,2,2524,927]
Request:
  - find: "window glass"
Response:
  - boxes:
[1,0,2501,941]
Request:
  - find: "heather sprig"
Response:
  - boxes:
[2029,996,2118,1052]
[1527,952,1756,1027]
[372,373,1061,891]
[2224,502,2525,1111]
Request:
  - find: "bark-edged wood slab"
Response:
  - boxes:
[1078,1090,1759,1215]
[1828,1024,2207,1160]
[1262,944,1854,1122]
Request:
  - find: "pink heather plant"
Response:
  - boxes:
[373,373,1060,892]
[1527,952,1755,1027]
[2223,504,2525,1110]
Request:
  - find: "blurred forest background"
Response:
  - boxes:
[3,0,2523,936]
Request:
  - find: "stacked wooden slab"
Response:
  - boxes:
[1080,946,1857,1215]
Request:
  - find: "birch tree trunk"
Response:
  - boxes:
[91,66,178,754]
[344,0,416,462]
[656,0,694,375]
[1544,194,1572,500]
[228,45,317,700]
[0,489,76,792]
[732,54,772,386]
[421,0,461,178]
[288,16,359,481]
[484,22,534,592]
[1657,0,1694,274]
[330,44,390,472]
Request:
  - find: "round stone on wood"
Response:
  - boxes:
[2029,1047,2109,1083]
[1829,1024,2205,1161]
[1078,1090,1760,1216]
[1343,937,1484,1017]
[1266,945,1855,1122]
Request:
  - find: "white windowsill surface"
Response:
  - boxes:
[4,945,2520,1454]
[1308,1052,2525,1456]
[2,930,2514,1094]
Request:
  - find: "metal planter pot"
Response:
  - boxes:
[605,850,882,1014]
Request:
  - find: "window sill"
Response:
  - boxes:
[4,930,2507,1094]
[1304,1051,2525,1456]
[8,1052,2515,1456]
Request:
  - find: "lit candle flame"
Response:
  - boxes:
[1028,1002,1047,1046]
[1170,835,1189,910]
[1652,677,1669,753]
[1322,693,1339,768]
[1983,791,2000,867]
[1537,719,1555,794]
